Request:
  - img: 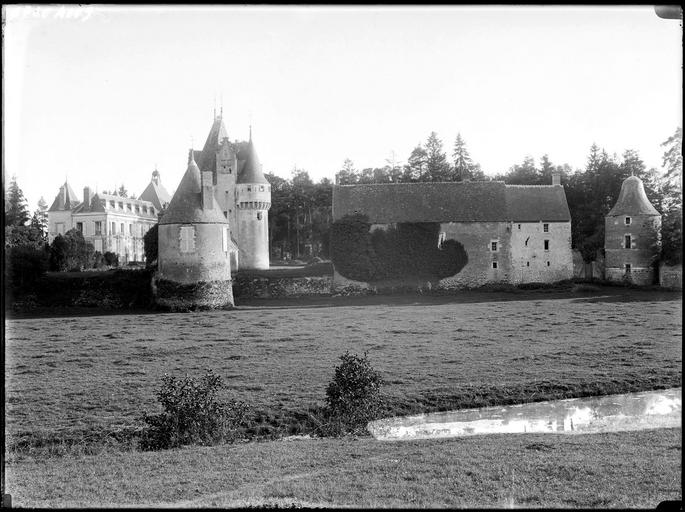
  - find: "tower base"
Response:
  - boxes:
[153,276,234,311]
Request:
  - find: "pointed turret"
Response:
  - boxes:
[159,149,227,225]
[139,168,172,211]
[237,133,269,185]
[607,175,660,217]
[48,181,78,211]
[198,115,230,175]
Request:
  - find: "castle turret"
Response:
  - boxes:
[604,175,661,285]
[200,113,237,227]
[139,168,172,211]
[235,129,271,270]
[155,150,234,310]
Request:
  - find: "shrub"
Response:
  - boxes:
[6,244,49,290]
[140,369,247,450]
[143,224,158,266]
[48,229,94,271]
[103,251,119,267]
[324,351,384,435]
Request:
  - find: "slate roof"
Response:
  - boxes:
[71,193,158,218]
[607,175,660,216]
[332,181,571,223]
[237,139,269,184]
[198,116,229,175]
[160,154,228,225]
[505,185,571,221]
[48,181,79,211]
[139,176,172,211]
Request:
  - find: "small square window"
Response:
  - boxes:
[492,261,498,269]
[625,217,631,225]
[543,223,549,233]
[544,240,550,251]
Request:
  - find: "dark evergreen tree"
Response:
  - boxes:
[453,133,474,181]
[424,132,451,181]
[5,175,30,227]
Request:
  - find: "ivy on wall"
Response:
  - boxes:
[330,213,468,282]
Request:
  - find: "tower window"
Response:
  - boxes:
[544,240,550,251]
[492,261,498,269]
[624,235,632,249]
[547,261,550,266]
[179,226,196,253]
[625,263,631,272]
[257,212,263,220]
[518,224,521,229]
[490,240,498,252]
[526,261,530,267]
[625,217,631,225]
[543,223,549,232]
[247,186,252,192]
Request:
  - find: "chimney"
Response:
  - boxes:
[552,171,561,186]
[83,187,91,208]
[201,170,214,210]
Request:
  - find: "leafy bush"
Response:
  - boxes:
[103,251,119,267]
[48,229,94,271]
[140,369,247,450]
[143,223,158,266]
[323,351,384,435]
[330,214,468,283]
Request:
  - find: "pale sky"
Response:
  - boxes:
[3,5,682,211]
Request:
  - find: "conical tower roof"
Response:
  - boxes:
[607,175,660,217]
[160,151,228,225]
[48,181,78,211]
[198,115,229,174]
[237,133,269,185]
[139,170,172,211]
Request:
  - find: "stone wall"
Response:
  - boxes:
[233,275,332,298]
[438,221,511,289]
[508,221,573,284]
[153,277,234,310]
[605,214,660,285]
[659,263,682,289]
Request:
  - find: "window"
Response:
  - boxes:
[95,221,102,235]
[56,223,65,235]
[94,239,103,252]
[257,212,263,220]
[76,222,83,233]
[109,200,115,209]
[143,206,148,214]
[492,261,498,269]
[625,217,631,225]
[518,224,521,230]
[260,185,265,191]
[135,206,140,214]
[129,224,133,235]
[111,222,116,234]
[179,226,196,253]
[118,202,124,210]
[438,232,446,248]
[543,223,549,233]
[224,211,228,218]
[526,261,530,267]
[544,240,550,251]
[120,223,124,235]
[150,207,155,215]
[222,227,229,252]
[624,235,632,249]
[625,263,631,272]
[490,240,498,252]
[547,261,550,266]
[247,186,252,192]
[127,203,132,212]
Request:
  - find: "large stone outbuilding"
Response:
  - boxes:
[604,175,661,285]
[332,173,573,290]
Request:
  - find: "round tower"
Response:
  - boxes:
[604,175,661,285]
[155,150,234,309]
[235,131,271,270]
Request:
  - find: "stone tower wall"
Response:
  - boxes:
[605,214,661,285]
[235,183,271,270]
[214,143,238,230]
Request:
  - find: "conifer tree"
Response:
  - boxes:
[30,197,49,239]
[5,175,30,227]
[424,132,450,181]
[453,133,474,181]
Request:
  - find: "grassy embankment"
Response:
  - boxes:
[5,290,681,457]
[6,429,682,508]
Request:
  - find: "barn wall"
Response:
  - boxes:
[509,221,573,284]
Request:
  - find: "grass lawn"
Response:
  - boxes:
[4,289,681,453]
[5,428,681,508]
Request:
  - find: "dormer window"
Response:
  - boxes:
[260,185,265,191]
[625,217,632,225]
[109,200,115,209]
[247,186,252,192]
[118,202,124,210]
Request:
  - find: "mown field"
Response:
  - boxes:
[5,288,681,454]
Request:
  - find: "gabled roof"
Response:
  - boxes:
[333,182,508,223]
[198,116,229,175]
[237,139,269,184]
[505,185,571,222]
[332,181,571,223]
[160,154,228,225]
[607,175,660,216]
[48,181,78,211]
[139,174,172,211]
